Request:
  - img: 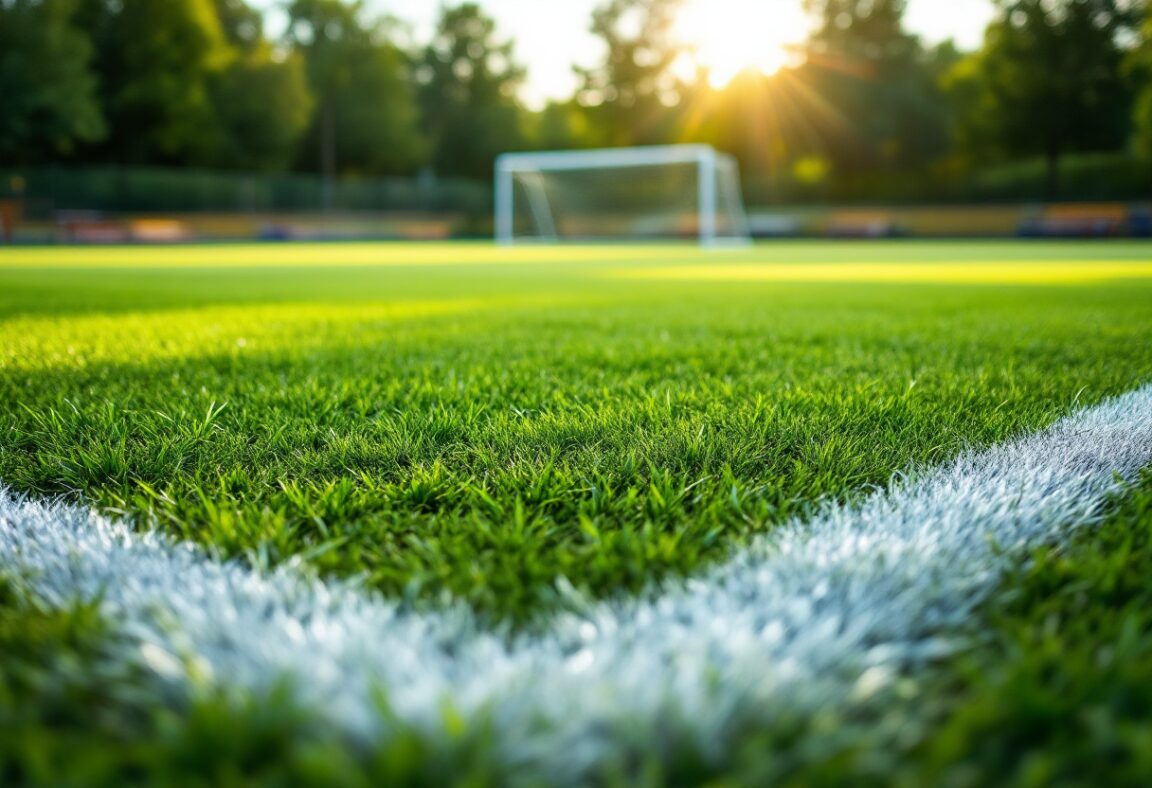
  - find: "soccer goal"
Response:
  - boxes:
[494,144,752,246]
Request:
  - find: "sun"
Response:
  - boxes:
[674,0,808,88]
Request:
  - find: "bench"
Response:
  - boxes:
[1019,204,1128,237]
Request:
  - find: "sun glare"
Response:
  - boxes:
[674,0,808,87]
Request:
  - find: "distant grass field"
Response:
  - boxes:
[2,240,1152,784]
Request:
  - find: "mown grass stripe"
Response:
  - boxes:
[616,260,1152,285]
[2,384,1151,781]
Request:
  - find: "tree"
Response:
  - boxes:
[797,0,951,173]
[208,52,313,173]
[209,0,314,171]
[575,0,685,147]
[0,0,105,165]
[416,3,526,179]
[805,0,919,61]
[72,0,313,170]
[213,0,266,52]
[286,0,425,184]
[946,0,1143,194]
[1130,5,1152,157]
[76,0,232,165]
[527,101,598,151]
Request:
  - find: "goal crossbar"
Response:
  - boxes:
[497,144,718,173]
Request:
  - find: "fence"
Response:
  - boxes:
[1,167,492,219]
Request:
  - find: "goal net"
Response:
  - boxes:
[495,145,751,245]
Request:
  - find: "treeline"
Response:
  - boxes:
[1,0,1151,199]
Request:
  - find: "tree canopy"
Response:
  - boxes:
[416,3,525,179]
[286,0,425,178]
[575,0,685,147]
[945,0,1143,193]
[0,0,105,165]
[796,0,951,173]
[1129,5,1152,156]
[0,0,1148,200]
[75,0,232,165]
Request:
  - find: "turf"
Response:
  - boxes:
[5,474,1151,786]
[3,242,1152,624]
[908,469,1152,786]
[2,240,1152,783]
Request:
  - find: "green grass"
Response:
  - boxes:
[4,475,1151,786]
[2,240,1152,783]
[909,470,1152,786]
[0,580,404,787]
[3,242,1152,622]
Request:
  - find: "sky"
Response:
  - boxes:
[257,0,996,108]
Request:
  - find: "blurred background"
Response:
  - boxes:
[1,0,1150,243]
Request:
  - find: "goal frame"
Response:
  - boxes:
[494,144,752,246]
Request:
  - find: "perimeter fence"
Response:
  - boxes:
[0,167,491,219]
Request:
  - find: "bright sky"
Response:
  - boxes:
[258,0,996,108]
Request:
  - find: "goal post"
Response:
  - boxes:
[494,145,752,246]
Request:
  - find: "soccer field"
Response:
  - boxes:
[3,241,1152,784]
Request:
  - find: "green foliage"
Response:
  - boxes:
[524,100,597,152]
[575,0,685,147]
[672,2,957,184]
[287,0,426,177]
[945,0,1142,194]
[1136,85,1152,159]
[3,0,1150,199]
[797,0,953,173]
[203,0,316,172]
[213,0,266,52]
[675,70,783,175]
[1,0,312,172]
[210,47,315,172]
[0,0,105,165]
[417,4,526,179]
[965,150,1152,201]
[76,0,232,165]
[1130,7,1152,158]
[805,0,917,60]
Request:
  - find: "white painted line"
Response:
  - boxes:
[2,385,1152,779]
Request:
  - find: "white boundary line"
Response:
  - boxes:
[2,385,1152,779]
